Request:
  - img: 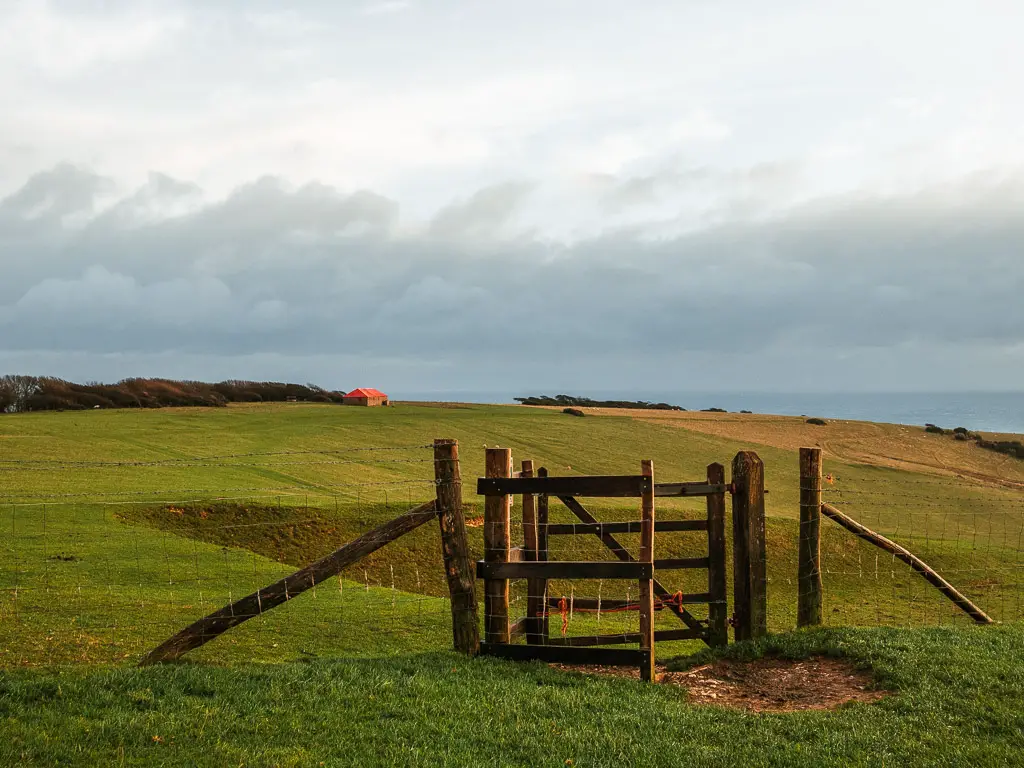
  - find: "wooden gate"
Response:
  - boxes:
[475,448,729,681]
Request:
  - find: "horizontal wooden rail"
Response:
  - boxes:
[545,628,705,647]
[654,482,729,497]
[653,557,710,570]
[140,499,438,665]
[544,594,713,610]
[477,475,651,498]
[480,643,649,667]
[821,502,993,625]
[476,561,652,580]
[544,519,707,535]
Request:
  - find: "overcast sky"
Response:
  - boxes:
[2,0,1023,395]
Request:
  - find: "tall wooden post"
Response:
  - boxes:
[521,460,545,645]
[535,467,550,643]
[732,451,767,642]
[797,447,823,628]
[434,439,479,655]
[484,448,512,644]
[638,459,656,682]
[706,462,728,646]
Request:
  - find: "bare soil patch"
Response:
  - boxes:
[552,656,888,713]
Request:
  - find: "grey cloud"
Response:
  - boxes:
[1,165,1023,390]
[428,181,533,239]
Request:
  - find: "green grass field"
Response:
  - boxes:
[2,402,1023,765]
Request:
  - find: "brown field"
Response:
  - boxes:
[551,407,1024,491]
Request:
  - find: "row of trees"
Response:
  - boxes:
[514,394,684,410]
[0,376,347,413]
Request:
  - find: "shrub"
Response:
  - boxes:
[740,409,753,414]
[702,407,727,413]
[562,407,585,417]
[925,424,946,435]
[806,417,827,426]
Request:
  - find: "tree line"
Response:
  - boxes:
[0,376,346,413]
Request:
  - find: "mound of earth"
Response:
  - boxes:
[553,656,887,713]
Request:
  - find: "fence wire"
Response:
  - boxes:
[0,445,456,668]
[791,464,1024,629]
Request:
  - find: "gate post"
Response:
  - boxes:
[484,448,512,644]
[797,447,823,627]
[638,459,656,682]
[732,451,767,642]
[434,439,479,655]
[706,463,728,646]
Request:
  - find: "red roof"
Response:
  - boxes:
[343,388,388,398]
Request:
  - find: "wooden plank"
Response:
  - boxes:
[556,495,707,635]
[545,595,713,610]
[654,482,729,497]
[545,629,705,647]
[521,460,545,646]
[822,502,993,624]
[433,439,479,656]
[706,462,729,647]
[484,448,512,644]
[476,561,652,580]
[139,499,437,665]
[478,475,651,498]
[638,459,656,682]
[536,468,550,643]
[545,519,707,535]
[653,557,709,570]
[480,643,649,668]
[798,447,823,628]
[732,451,767,642]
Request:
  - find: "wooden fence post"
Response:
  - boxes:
[706,462,729,646]
[434,439,479,655]
[797,447,823,628]
[484,448,512,644]
[638,459,656,682]
[732,451,767,642]
[536,467,550,643]
[521,460,545,645]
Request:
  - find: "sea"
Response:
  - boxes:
[392,391,1024,435]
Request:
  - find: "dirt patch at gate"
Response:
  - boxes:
[551,656,888,713]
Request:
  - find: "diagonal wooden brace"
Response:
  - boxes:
[556,495,706,635]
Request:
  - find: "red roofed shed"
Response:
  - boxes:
[342,388,389,407]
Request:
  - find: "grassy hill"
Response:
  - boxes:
[2,402,1024,765]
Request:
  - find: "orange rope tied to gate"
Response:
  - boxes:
[558,596,569,636]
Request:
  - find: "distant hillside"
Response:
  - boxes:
[514,394,684,410]
[0,375,345,413]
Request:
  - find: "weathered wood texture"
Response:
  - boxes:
[476,561,652,580]
[139,499,437,665]
[478,475,651,498]
[521,460,544,646]
[797,447,823,628]
[535,467,550,642]
[706,462,729,647]
[654,482,729,497]
[545,595,712,610]
[483,448,513,644]
[732,451,767,642]
[638,459,656,682]
[557,495,705,635]
[434,439,479,655]
[545,519,707,535]
[821,502,993,624]
[545,628,702,647]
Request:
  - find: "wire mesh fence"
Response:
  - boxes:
[791,460,1024,630]
[0,445,456,667]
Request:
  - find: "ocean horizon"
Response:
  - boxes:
[391,390,1024,435]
